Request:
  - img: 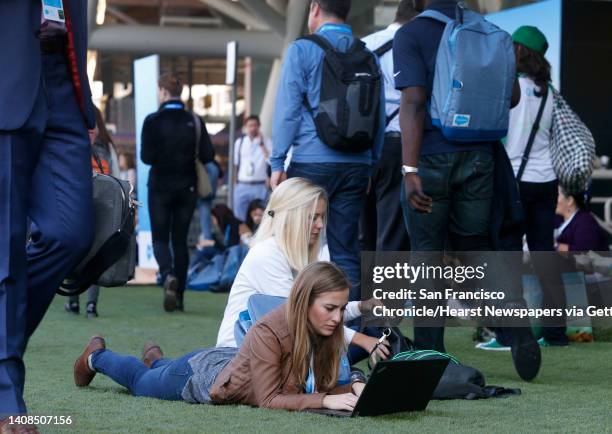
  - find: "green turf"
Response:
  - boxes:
[24,286,612,433]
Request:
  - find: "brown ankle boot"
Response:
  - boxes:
[142,341,164,368]
[74,335,106,387]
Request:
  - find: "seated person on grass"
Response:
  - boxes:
[215,177,386,361]
[74,262,367,412]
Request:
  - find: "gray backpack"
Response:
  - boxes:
[419,4,515,142]
[58,172,136,296]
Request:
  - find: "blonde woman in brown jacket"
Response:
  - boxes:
[73,262,366,412]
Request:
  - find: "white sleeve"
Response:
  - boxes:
[233,138,241,165]
[344,301,362,321]
[343,326,356,346]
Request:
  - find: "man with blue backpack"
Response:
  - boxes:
[394,0,541,381]
[270,0,385,302]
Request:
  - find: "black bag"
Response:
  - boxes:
[58,172,136,296]
[433,363,521,400]
[299,34,382,153]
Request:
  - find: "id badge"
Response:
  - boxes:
[42,0,65,23]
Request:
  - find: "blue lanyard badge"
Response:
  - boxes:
[318,24,352,35]
[42,0,65,23]
[305,365,315,394]
[163,103,184,110]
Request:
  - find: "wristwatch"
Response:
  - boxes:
[401,165,419,176]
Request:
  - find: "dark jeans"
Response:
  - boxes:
[148,186,198,294]
[287,163,370,301]
[92,349,200,400]
[401,151,494,352]
[519,180,567,345]
[361,135,410,252]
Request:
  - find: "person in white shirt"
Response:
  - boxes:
[360,1,416,252]
[216,177,388,361]
[233,115,272,221]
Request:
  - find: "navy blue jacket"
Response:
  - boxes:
[0,0,94,130]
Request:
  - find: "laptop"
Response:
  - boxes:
[306,358,449,418]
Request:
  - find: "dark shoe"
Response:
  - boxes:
[142,341,164,368]
[86,302,98,319]
[163,275,178,312]
[510,327,541,382]
[74,335,106,387]
[176,294,184,312]
[64,301,80,315]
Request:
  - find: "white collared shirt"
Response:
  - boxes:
[362,23,402,134]
[234,134,273,183]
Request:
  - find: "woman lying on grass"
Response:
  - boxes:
[74,262,367,411]
[215,177,386,361]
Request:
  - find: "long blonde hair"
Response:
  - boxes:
[252,178,327,272]
[287,262,349,392]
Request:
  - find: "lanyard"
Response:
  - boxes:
[318,23,352,35]
[163,103,184,110]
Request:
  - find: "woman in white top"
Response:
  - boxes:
[505,26,556,253]
[216,178,388,360]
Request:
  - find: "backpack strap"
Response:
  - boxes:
[517,86,549,182]
[373,39,393,58]
[417,10,452,24]
[298,34,335,52]
[386,107,400,127]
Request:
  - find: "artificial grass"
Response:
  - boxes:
[24,286,612,433]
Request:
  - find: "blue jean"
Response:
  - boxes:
[0,53,94,416]
[233,182,268,222]
[287,163,370,301]
[198,198,213,240]
[199,162,221,240]
[91,349,202,400]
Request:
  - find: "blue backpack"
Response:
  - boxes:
[420,4,515,142]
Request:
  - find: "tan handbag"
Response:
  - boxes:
[192,112,213,198]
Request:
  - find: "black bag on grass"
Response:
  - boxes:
[392,351,521,400]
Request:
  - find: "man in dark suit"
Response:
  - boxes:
[0,1,95,429]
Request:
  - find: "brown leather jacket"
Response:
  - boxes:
[209,305,353,410]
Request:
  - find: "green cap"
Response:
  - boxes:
[512,26,548,55]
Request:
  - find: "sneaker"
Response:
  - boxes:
[475,338,511,351]
[86,302,98,319]
[176,294,184,312]
[510,327,541,382]
[64,301,80,315]
[163,275,178,312]
[538,337,568,347]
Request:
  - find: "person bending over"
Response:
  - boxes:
[215,177,386,361]
[73,262,366,411]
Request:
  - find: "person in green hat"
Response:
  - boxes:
[477,25,569,352]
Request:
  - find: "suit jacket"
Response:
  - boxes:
[209,306,353,410]
[0,0,94,130]
[556,210,610,252]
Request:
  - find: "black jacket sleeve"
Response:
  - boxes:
[141,115,157,165]
[197,116,215,165]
